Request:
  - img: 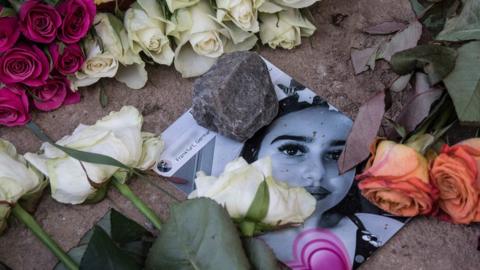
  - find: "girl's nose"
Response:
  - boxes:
[301,158,325,187]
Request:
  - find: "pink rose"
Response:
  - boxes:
[19,0,62,44]
[49,43,85,75]
[0,44,50,87]
[27,76,79,111]
[0,16,21,52]
[57,0,96,44]
[0,87,31,127]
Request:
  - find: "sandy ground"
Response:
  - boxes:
[1,0,479,269]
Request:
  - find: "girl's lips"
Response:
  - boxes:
[305,186,332,200]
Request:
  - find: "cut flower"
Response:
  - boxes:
[25,106,164,204]
[0,138,47,234]
[188,157,316,235]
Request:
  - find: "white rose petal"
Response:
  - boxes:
[125,0,175,65]
[172,0,257,77]
[259,8,316,49]
[188,157,316,227]
[25,106,164,205]
[273,0,319,9]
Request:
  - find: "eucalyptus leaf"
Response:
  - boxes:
[145,198,251,270]
[437,0,480,41]
[242,238,279,270]
[80,226,141,270]
[416,0,459,36]
[391,45,457,84]
[444,41,480,124]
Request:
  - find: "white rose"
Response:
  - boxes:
[0,139,46,234]
[259,8,316,49]
[94,13,148,89]
[25,106,164,204]
[171,0,257,77]
[273,0,320,9]
[136,132,164,171]
[73,36,119,88]
[125,0,174,65]
[216,0,261,32]
[166,0,200,12]
[188,157,316,234]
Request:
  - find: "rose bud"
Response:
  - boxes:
[0,15,21,52]
[356,140,436,217]
[19,0,62,44]
[0,87,31,127]
[0,44,50,87]
[49,43,85,75]
[430,139,480,224]
[57,0,96,44]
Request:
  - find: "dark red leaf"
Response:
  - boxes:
[351,47,378,75]
[396,73,444,133]
[363,21,408,35]
[338,90,387,174]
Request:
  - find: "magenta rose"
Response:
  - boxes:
[0,16,21,52]
[27,76,77,111]
[57,0,96,44]
[0,44,50,87]
[49,43,85,75]
[19,0,62,44]
[0,87,31,127]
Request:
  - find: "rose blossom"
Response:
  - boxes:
[0,44,50,87]
[0,87,31,127]
[0,15,21,52]
[57,0,96,44]
[430,139,480,224]
[28,76,80,111]
[19,0,62,43]
[356,140,436,217]
[49,43,85,75]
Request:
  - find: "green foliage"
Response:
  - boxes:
[79,226,140,270]
[443,41,480,124]
[242,238,279,270]
[55,209,153,270]
[391,45,457,84]
[145,198,251,270]
[437,0,480,41]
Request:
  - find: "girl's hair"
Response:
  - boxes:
[240,93,375,227]
[241,93,328,163]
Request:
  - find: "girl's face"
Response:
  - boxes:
[257,106,355,214]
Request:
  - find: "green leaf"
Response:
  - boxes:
[242,238,279,270]
[0,7,15,17]
[417,0,460,36]
[56,209,153,270]
[80,226,141,270]
[110,209,150,244]
[444,41,480,124]
[245,180,269,222]
[145,198,251,270]
[26,121,133,171]
[99,87,109,108]
[437,0,480,41]
[391,45,457,84]
[54,245,87,270]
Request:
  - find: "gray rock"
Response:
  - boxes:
[192,51,278,141]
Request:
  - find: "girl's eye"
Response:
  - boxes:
[278,144,307,157]
[324,150,342,161]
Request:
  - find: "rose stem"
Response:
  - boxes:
[112,178,163,230]
[11,204,79,270]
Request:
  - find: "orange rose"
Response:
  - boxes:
[430,138,480,224]
[356,140,435,217]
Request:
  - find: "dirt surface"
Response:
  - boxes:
[1,0,479,269]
